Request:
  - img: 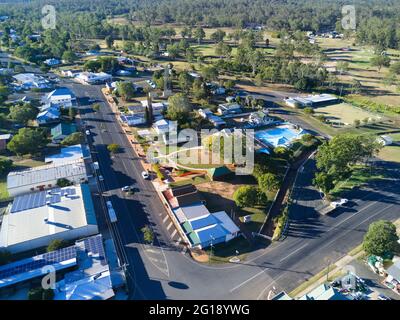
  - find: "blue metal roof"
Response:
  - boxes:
[196,224,229,245]
[189,214,218,230]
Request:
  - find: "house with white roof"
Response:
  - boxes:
[43,87,76,108]
[217,103,243,116]
[45,144,91,165]
[0,184,98,254]
[7,159,89,197]
[44,58,61,66]
[75,72,112,84]
[13,73,51,90]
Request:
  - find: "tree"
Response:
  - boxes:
[56,178,72,187]
[62,50,77,63]
[61,132,83,146]
[233,185,259,208]
[258,173,280,192]
[370,55,391,71]
[315,133,382,182]
[47,239,68,252]
[8,103,38,125]
[166,93,192,124]
[178,72,193,94]
[0,156,13,176]
[105,35,114,49]
[313,172,335,195]
[201,66,218,81]
[116,81,135,101]
[28,287,54,300]
[107,143,120,154]
[166,43,180,59]
[92,103,100,112]
[210,30,226,43]
[363,220,399,256]
[193,27,206,44]
[7,128,48,155]
[389,61,400,75]
[141,225,154,244]
[68,107,77,119]
[215,42,232,58]
[303,107,314,115]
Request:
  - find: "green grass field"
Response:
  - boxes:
[0,177,9,201]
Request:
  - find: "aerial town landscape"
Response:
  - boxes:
[0,0,399,306]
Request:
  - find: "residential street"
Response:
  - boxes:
[65,79,400,300]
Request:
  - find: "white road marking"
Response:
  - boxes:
[170,229,177,238]
[279,243,309,262]
[166,221,173,230]
[229,269,267,293]
[162,215,169,223]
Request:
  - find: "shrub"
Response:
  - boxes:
[107,143,120,154]
[47,239,69,252]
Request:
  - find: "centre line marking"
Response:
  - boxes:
[279,243,309,262]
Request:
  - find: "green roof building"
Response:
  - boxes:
[51,123,77,142]
[207,166,233,181]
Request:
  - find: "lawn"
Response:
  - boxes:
[378,145,400,163]
[313,103,382,127]
[0,177,9,202]
[204,236,252,264]
[169,174,211,188]
[331,165,387,197]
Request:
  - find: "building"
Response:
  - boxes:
[0,234,116,300]
[139,100,167,118]
[299,283,348,300]
[384,258,400,295]
[271,291,293,300]
[13,73,51,90]
[44,58,61,66]
[7,159,89,197]
[0,184,98,254]
[207,166,233,181]
[177,205,240,249]
[50,123,77,142]
[0,134,12,151]
[197,109,226,128]
[119,113,146,127]
[217,103,242,116]
[60,70,78,78]
[248,110,275,127]
[43,87,76,108]
[45,144,91,165]
[163,184,206,209]
[75,72,112,84]
[36,107,61,125]
[284,94,339,108]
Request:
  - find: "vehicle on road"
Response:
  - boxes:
[141,171,150,180]
[121,185,135,192]
[88,98,96,103]
[85,129,91,136]
[98,175,104,181]
[377,294,391,300]
[330,198,348,208]
[106,200,117,223]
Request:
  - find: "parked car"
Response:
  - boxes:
[98,175,104,181]
[141,171,150,180]
[377,294,391,300]
[330,198,348,208]
[85,129,91,136]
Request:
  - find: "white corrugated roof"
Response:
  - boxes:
[7,159,87,189]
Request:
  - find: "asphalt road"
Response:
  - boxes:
[65,79,400,300]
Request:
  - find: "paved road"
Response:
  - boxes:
[65,79,400,300]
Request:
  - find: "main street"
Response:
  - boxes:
[65,79,400,300]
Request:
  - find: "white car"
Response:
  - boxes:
[121,185,134,192]
[330,198,348,208]
[85,130,91,136]
[98,175,104,181]
[141,171,150,180]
